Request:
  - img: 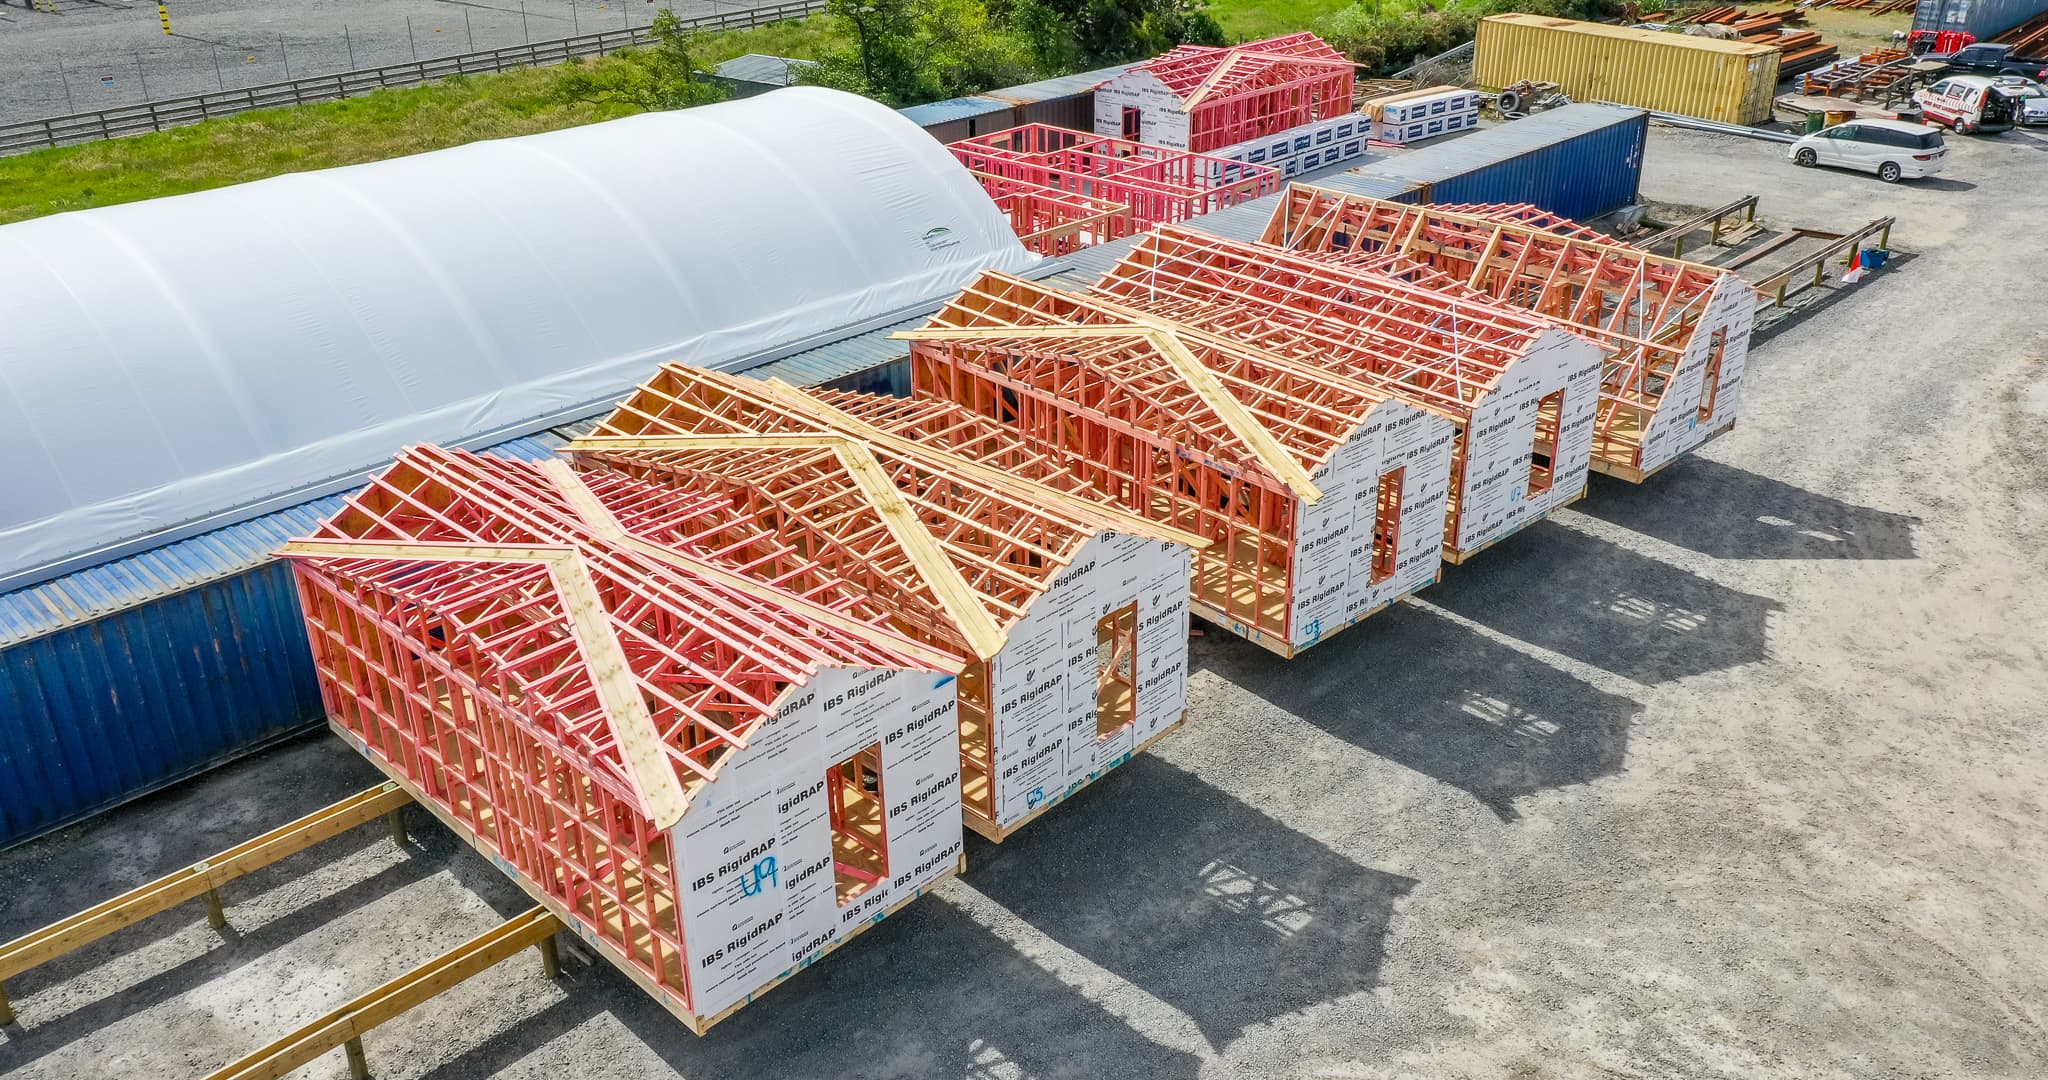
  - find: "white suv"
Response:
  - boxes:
[1788,119,1947,183]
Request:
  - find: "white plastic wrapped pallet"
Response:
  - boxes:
[0,87,1036,590]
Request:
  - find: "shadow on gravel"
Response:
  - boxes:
[1580,462,1919,561]
[1196,601,1640,818]
[0,733,382,944]
[426,892,1207,1080]
[962,756,1415,1049]
[1751,250,1920,343]
[1424,520,1781,684]
[0,850,441,1071]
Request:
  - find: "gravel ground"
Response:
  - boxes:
[0,0,790,124]
[0,123,2044,1079]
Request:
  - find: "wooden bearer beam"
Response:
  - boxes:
[203,906,563,1080]
[0,782,412,1025]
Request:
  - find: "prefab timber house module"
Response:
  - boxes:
[568,367,1203,841]
[1093,32,1356,153]
[949,124,1279,254]
[897,271,1460,657]
[1262,188,1756,481]
[279,447,967,1033]
[1093,226,1605,563]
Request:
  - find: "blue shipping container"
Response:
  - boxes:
[1347,103,1648,223]
[0,437,563,849]
[1911,0,2047,41]
[0,560,325,844]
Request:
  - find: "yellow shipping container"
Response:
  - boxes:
[1474,14,1781,125]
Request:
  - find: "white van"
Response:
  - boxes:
[1788,119,1948,183]
[1914,75,2022,134]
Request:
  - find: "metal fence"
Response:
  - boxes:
[0,0,825,157]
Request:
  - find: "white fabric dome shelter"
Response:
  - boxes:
[0,87,1035,589]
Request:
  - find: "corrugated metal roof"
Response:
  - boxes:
[980,64,1132,104]
[711,53,818,86]
[898,96,1013,126]
[1343,103,1645,186]
[1481,13,1777,56]
[0,434,567,648]
[745,312,927,388]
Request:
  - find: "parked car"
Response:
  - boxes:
[1788,118,1947,183]
[1915,75,2022,134]
[1992,76,2048,126]
[1928,43,2048,81]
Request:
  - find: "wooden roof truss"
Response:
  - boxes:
[901,270,1421,648]
[282,446,949,827]
[573,364,1203,661]
[1091,224,1556,420]
[1262,186,1740,474]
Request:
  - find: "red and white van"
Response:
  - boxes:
[1914,75,2022,134]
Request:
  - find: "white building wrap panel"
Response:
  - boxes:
[989,532,1193,828]
[674,666,960,1020]
[1094,69,1193,148]
[1634,275,1756,476]
[1286,404,1457,649]
[1449,328,1604,553]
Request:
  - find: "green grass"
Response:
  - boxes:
[1801,7,1913,56]
[693,13,848,62]
[1207,0,1360,40]
[0,15,849,226]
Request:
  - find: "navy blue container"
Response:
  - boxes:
[1912,0,2047,41]
[0,437,564,849]
[1347,104,1649,223]
[0,520,329,846]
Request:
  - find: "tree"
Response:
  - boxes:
[1033,0,1223,67]
[557,9,728,112]
[806,0,1034,106]
[1009,0,1081,76]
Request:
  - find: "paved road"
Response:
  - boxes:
[0,125,2044,1078]
[0,0,786,125]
